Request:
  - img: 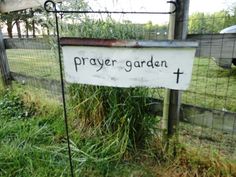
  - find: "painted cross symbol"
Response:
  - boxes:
[173,68,184,84]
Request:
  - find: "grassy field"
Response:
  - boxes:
[6,49,60,80]
[183,57,236,112]
[180,122,236,158]
[0,83,236,176]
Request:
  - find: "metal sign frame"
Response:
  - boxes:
[44,1,179,176]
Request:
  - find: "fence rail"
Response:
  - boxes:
[4,38,52,50]
[188,33,236,68]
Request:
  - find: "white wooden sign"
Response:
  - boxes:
[60,38,198,90]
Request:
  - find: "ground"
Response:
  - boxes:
[0,83,236,177]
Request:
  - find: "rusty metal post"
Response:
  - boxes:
[162,0,176,139]
[162,0,190,142]
[168,0,190,137]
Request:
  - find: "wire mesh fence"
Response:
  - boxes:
[181,13,236,158]
[5,37,61,97]
[1,8,236,159]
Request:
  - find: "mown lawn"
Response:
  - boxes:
[6,49,60,80]
[182,57,236,112]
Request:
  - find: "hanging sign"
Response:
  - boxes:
[60,38,198,90]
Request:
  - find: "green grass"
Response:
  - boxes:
[0,83,236,176]
[0,85,154,176]
[179,122,236,159]
[182,57,236,111]
[0,87,69,176]
[6,49,60,80]
[0,84,156,176]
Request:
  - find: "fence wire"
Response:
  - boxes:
[2,10,236,158]
[181,14,236,158]
[5,37,61,97]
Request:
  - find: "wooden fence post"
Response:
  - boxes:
[0,30,11,86]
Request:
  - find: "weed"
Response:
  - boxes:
[0,90,36,119]
[68,85,159,150]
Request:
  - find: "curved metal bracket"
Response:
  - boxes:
[44,0,57,12]
[167,1,178,14]
[44,0,178,14]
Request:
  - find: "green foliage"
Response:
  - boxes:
[61,84,158,176]
[188,11,236,34]
[0,87,68,176]
[0,9,42,38]
[68,85,158,149]
[60,16,167,40]
[0,90,36,119]
[62,0,89,11]
[0,110,69,176]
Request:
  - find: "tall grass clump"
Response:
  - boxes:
[62,14,159,154]
[69,85,157,147]
[68,85,158,175]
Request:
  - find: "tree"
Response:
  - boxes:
[0,7,44,38]
[189,12,210,34]
[188,10,236,34]
[22,9,31,38]
[0,12,17,38]
[0,10,28,38]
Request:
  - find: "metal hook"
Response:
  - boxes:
[167,1,178,14]
[44,0,57,13]
[44,0,178,14]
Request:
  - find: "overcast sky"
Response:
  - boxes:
[86,0,236,24]
[189,0,234,14]
[2,0,235,34]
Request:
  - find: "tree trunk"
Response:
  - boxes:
[25,20,29,38]
[7,21,13,38]
[15,20,22,38]
[47,26,50,35]
[32,19,36,38]
[30,8,36,38]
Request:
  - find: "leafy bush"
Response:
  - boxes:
[0,90,36,119]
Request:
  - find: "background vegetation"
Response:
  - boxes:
[188,8,236,34]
